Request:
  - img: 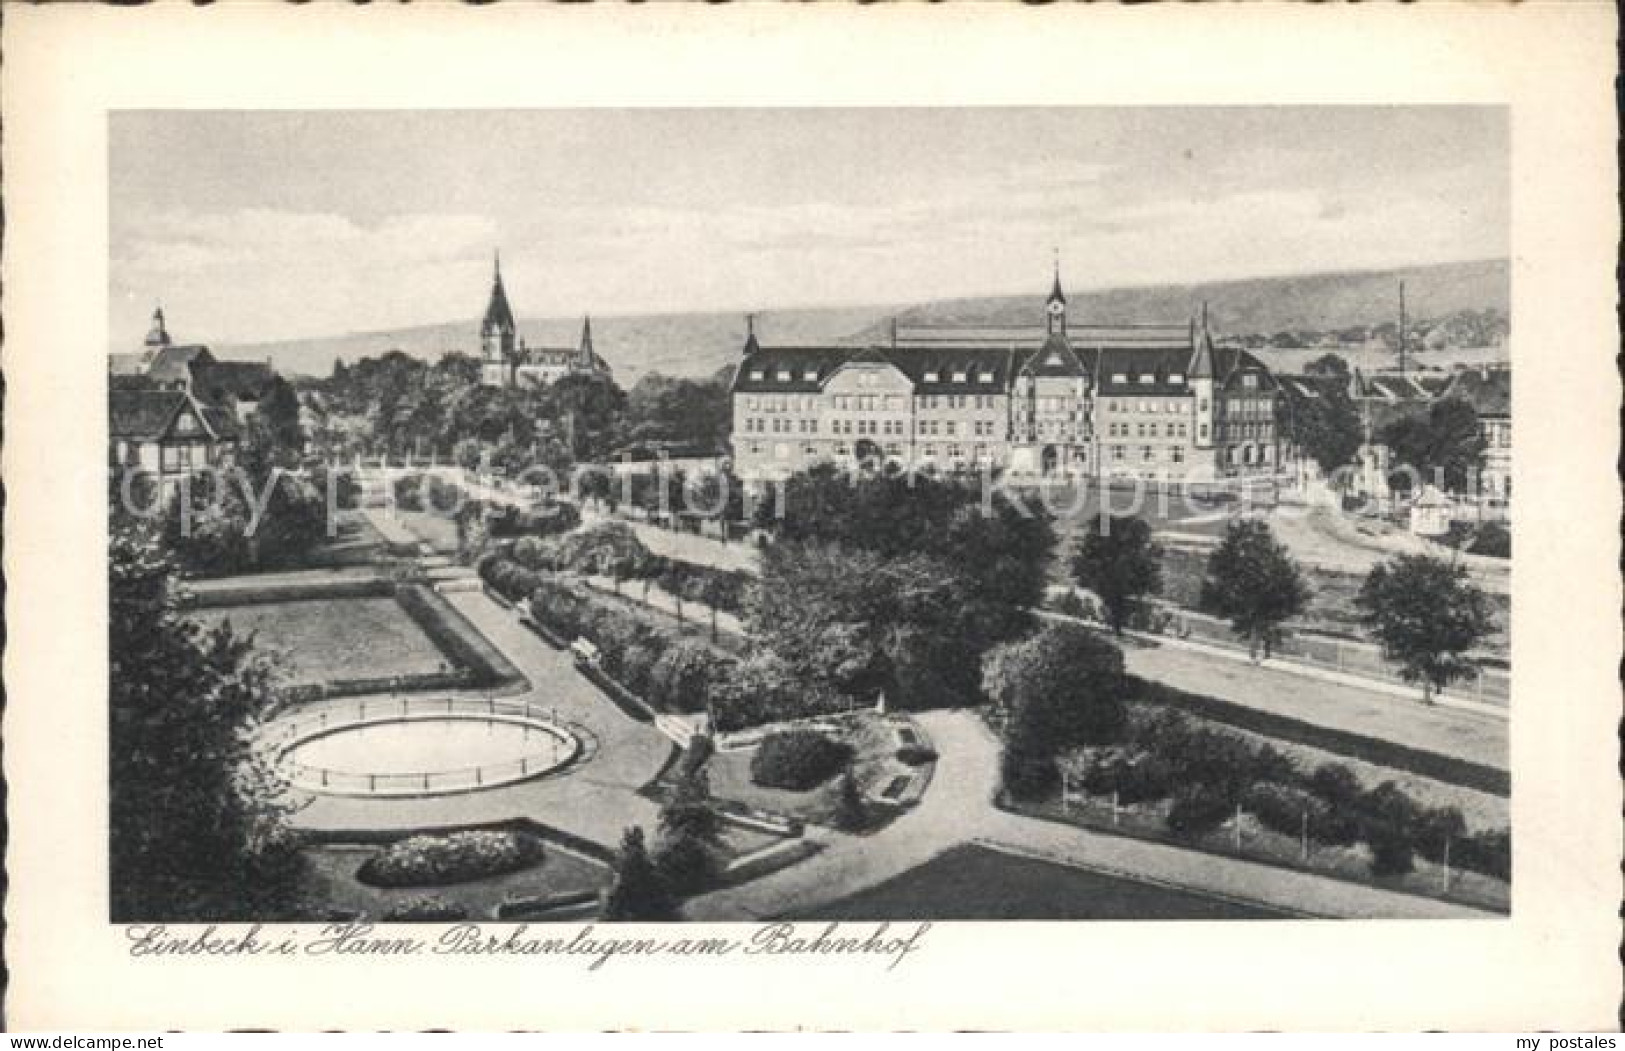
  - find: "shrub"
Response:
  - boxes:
[832,769,869,832]
[1242,782,1332,839]
[1165,785,1234,836]
[1469,522,1510,559]
[749,730,854,791]
[894,744,938,767]
[381,894,469,922]
[1059,745,1170,803]
[677,735,715,783]
[1366,823,1415,876]
[1308,762,1364,808]
[356,831,544,888]
[1455,828,1511,881]
[653,833,718,896]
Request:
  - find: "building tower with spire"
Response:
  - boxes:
[480,251,518,387]
[1045,251,1068,337]
[474,250,613,388]
[141,305,172,368]
[1189,301,1217,449]
[577,315,595,370]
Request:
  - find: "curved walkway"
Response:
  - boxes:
[687,710,1490,921]
[286,587,672,850]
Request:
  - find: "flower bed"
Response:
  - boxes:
[356,831,546,888]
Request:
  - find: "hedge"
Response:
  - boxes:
[1165,785,1233,835]
[186,576,394,609]
[1051,707,1510,881]
[395,583,521,687]
[749,730,853,791]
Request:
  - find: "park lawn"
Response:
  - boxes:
[195,596,453,687]
[397,509,463,555]
[800,843,1288,921]
[301,842,610,920]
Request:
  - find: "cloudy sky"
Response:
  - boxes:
[110,107,1506,349]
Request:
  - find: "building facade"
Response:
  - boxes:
[731,270,1282,484]
[478,253,613,389]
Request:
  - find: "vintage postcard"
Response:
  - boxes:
[3,2,1619,1032]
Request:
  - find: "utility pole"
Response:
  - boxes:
[1397,280,1408,376]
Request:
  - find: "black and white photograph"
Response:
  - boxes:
[106,106,1513,925]
[6,1,1619,1033]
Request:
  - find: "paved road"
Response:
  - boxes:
[286,588,671,850]
[687,710,1486,921]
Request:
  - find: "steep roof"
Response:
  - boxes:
[481,257,516,336]
[1018,333,1088,380]
[732,346,855,393]
[192,360,276,403]
[1439,366,1510,417]
[892,346,1016,392]
[108,353,148,377]
[1096,345,1200,395]
[110,387,237,442]
[110,389,185,440]
[146,344,215,385]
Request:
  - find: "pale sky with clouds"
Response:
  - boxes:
[110,107,1506,349]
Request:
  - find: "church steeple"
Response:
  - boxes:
[577,315,595,368]
[1045,251,1068,336]
[480,250,518,387]
[145,304,171,350]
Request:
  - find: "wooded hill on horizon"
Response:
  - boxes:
[210,257,1508,384]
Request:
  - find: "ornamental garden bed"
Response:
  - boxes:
[300,829,612,922]
[356,830,547,888]
[703,712,930,832]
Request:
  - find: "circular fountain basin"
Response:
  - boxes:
[275,707,579,798]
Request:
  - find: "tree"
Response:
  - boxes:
[1282,381,1363,476]
[1379,397,1486,495]
[832,769,868,832]
[647,639,729,715]
[1303,353,1351,379]
[1070,514,1162,636]
[1200,519,1310,661]
[654,769,722,895]
[1355,554,1494,703]
[984,624,1128,800]
[109,521,304,920]
[601,826,677,921]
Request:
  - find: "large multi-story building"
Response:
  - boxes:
[731,268,1282,484]
[478,252,613,389]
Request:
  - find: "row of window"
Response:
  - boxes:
[1224,397,1274,417]
[919,394,1000,410]
[1108,372,1187,386]
[1109,445,1188,464]
[1222,421,1273,440]
[1105,421,1192,440]
[1103,398,1194,415]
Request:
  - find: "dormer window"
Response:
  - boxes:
[1170,373,1185,384]
[749,369,765,381]
[924,370,939,382]
[803,369,818,381]
[1112,373,1128,383]
[776,369,792,382]
[978,371,994,383]
[952,371,966,383]
[1243,373,1259,389]
[1138,374,1153,384]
